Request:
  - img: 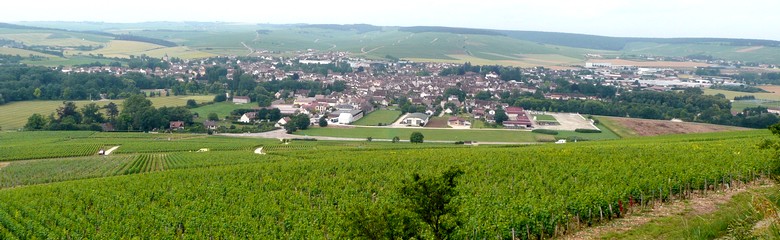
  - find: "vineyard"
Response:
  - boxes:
[0,130,777,238]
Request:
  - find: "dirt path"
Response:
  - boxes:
[103,146,120,155]
[360,46,384,54]
[736,46,764,53]
[240,42,254,56]
[0,162,9,170]
[563,182,774,239]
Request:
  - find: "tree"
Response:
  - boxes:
[494,109,509,125]
[410,132,424,143]
[33,88,41,98]
[284,123,297,134]
[119,94,157,131]
[475,90,492,101]
[25,113,48,130]
[208,113,219,121]
[81,103,104,124]
[55,101,82,124]
[104,102,119,122]
[392,136,400,143]
[213,94,227,102]
[186,99,198,108]
[400,167,464,240]
[318,116,328,127]
[293,114,311,130]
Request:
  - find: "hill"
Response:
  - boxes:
[0,130,776,238]
[0,22,212,65]
[6,22,780,66]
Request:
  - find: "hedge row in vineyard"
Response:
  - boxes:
[0,131,774,238]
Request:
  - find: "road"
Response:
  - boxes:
[220,129,536,145]
[240,42,254,56]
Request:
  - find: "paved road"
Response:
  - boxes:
[220,129,536,145]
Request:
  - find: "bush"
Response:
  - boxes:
[535,135,557,142]
[532,129,559,135]
[290,138,317,141]
[574,128,602,133]
[566,136,589,142]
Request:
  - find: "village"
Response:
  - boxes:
[56,50,778,134]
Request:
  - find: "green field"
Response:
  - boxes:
[189,101,251,121]
[0,96,214,130]
[557,122,620,140]
[352,109,401,126]
[0,130,776,238]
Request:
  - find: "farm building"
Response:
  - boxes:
[447,117,471,127]
[169,121,185,130]
[328,109,364,124]
[275,117,292,128]
[233,96,251,104]
[203,121,218,130]
[239,112,257,123]
[402,113,430,126]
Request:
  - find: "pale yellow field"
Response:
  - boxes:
[141,46,216,59]
[0,33,103,47]
[68,40,164,58]
[0,96,214,131]
[0,47,63,59]
[68,40,216,59]
[704,88,780,101]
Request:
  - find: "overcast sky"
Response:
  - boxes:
[3,0,779,40]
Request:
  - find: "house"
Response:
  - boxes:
[239,112,257,123]
[275,117,292,127]
[203,121,218,130]
[402,113,430,126]
[233,96,251,104]
[447,117,471,127]
[101,123,115,132]
[169,121,185,130]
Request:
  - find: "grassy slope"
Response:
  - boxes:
[623,42,780,64]
[0,96,213,130]
[601,185,780,239]
[352,109,401,126]
[0,130,774,238]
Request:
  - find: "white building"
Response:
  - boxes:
[402,113,430,126]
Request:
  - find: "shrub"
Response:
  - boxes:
[532,129,559,135]
[575,128,602,133]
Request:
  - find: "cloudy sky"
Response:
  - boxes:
[2,0,778,40]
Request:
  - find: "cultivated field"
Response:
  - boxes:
[67,40,216,59]
[598,116,749,137]
[0,96,214,130]
[0,130,776,238]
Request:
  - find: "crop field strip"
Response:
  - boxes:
[0,130,774,238]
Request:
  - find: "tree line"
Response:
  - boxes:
[25,95,194,132]
[0,65,222,105]
[506,89,778,128]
